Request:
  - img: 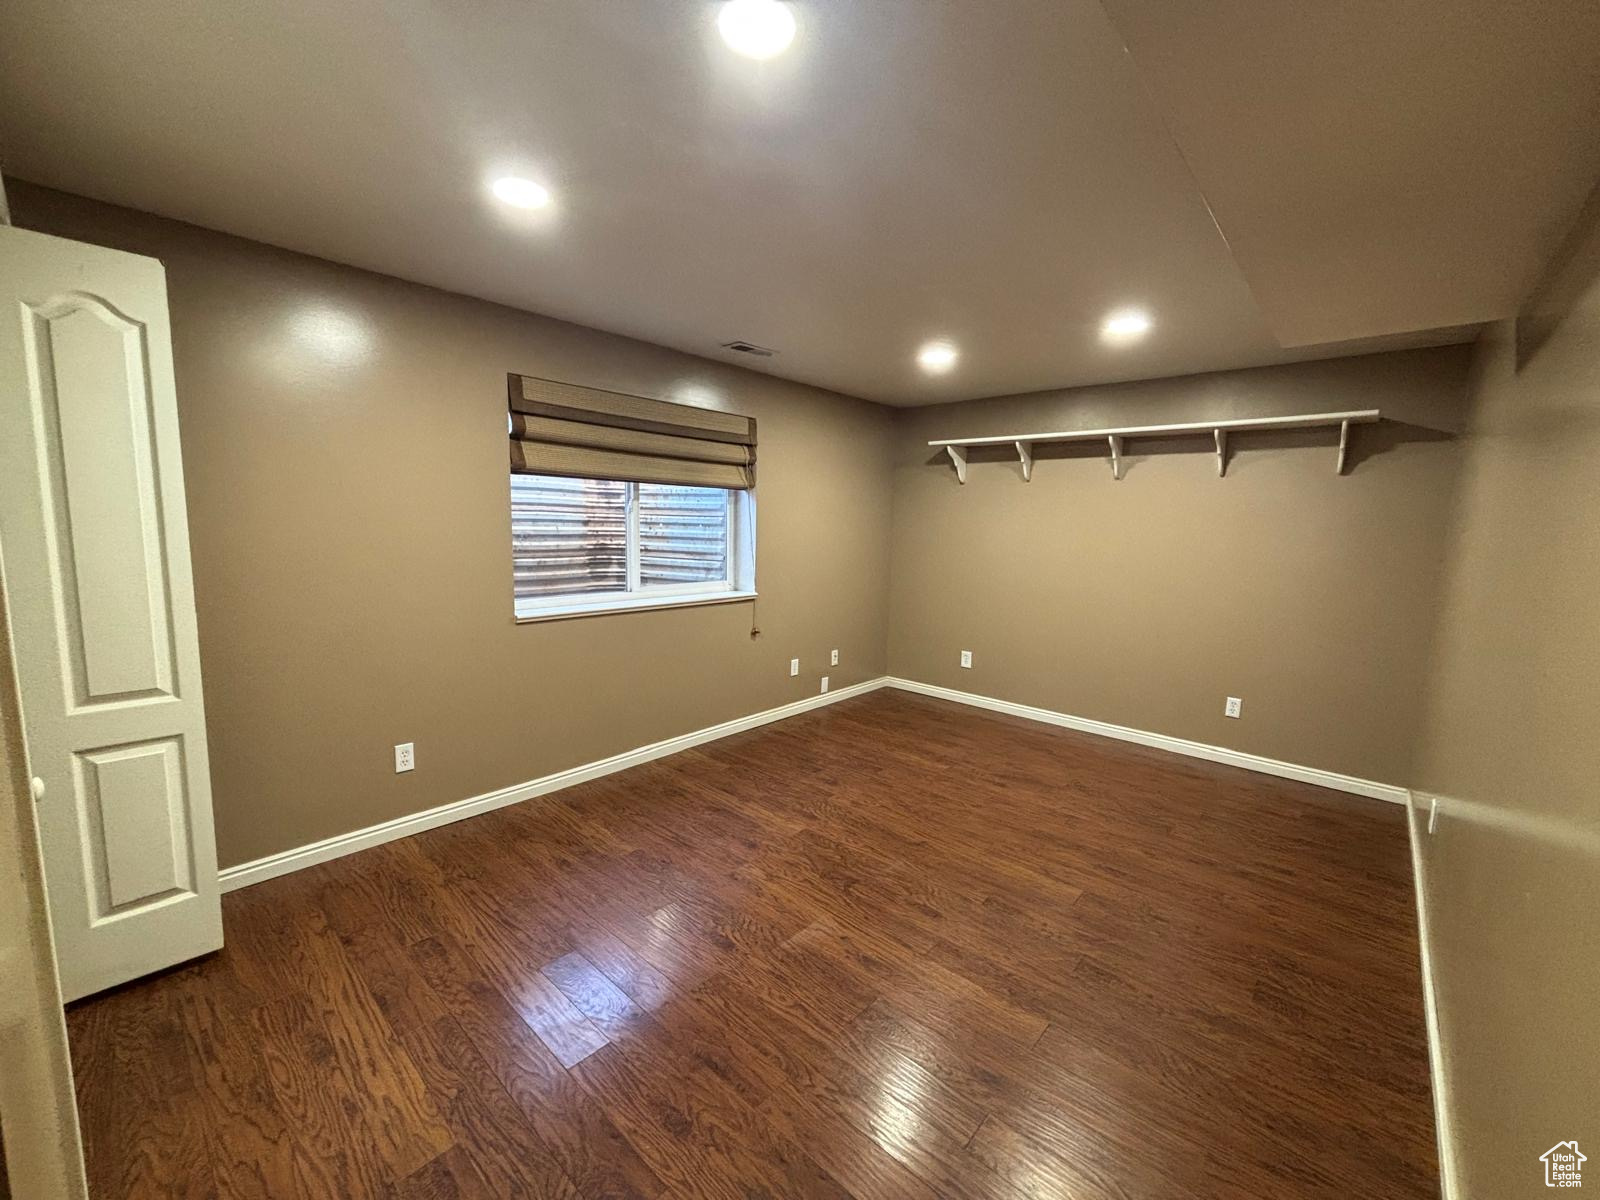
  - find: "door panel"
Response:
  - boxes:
[75,737,193,915]
[25,294,176,705]
[0,225,221,1001]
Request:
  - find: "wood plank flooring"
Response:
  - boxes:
[66,690,1438,1198]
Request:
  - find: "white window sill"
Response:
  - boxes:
[515,589,757,624]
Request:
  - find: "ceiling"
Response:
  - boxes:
[2,1,1597,406]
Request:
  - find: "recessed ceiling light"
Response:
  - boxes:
[917,341,959,373]
[491,176,552,209]
[717,0,796,59]
[1101,308,1153,344]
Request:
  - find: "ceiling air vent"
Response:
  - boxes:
[721,340,777,358]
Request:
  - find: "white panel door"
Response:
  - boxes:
[0,224,222,1001]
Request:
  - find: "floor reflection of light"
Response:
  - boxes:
[642,903,685,961]
[869,1052,931,1155]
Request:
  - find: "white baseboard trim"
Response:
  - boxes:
[880,677,1409,805]
[1406,793,1459,1200]
[222,673,1406,893]
[219,677,887,892]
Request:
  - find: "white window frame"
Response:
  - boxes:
[514,479,756,622]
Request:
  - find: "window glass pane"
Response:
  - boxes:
[638,482,730,588]
[511,474,627,602]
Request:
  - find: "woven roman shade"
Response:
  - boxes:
[508,374,756,490]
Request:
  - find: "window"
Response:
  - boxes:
[511,473,755,619]
[504,372,758,618]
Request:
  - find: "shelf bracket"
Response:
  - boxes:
[1107,435,1124,480]
[1214,428,1228,477]
[1015,440,1033,482]
[946,443,968,484]
[1336,419,1351,475]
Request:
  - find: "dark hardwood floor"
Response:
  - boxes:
[66,690,1438,1199]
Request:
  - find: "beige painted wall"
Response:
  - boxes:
[1410,192,1600,1198]
[10,183,895,870]
[887,348,1473,785]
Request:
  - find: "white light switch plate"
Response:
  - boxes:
[395,742,415,772]
[789,658,800,677]
[830,649,839,666]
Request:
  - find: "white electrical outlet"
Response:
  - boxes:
[1224,697,1242,719]
[960,650,973,669]
[820,676,830,694]
[394,742,415,772]
[789,658,800,677]
[830,648,840,666]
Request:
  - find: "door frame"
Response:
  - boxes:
[0,567,89,1199]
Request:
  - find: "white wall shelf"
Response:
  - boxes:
[931,409,1381,482]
